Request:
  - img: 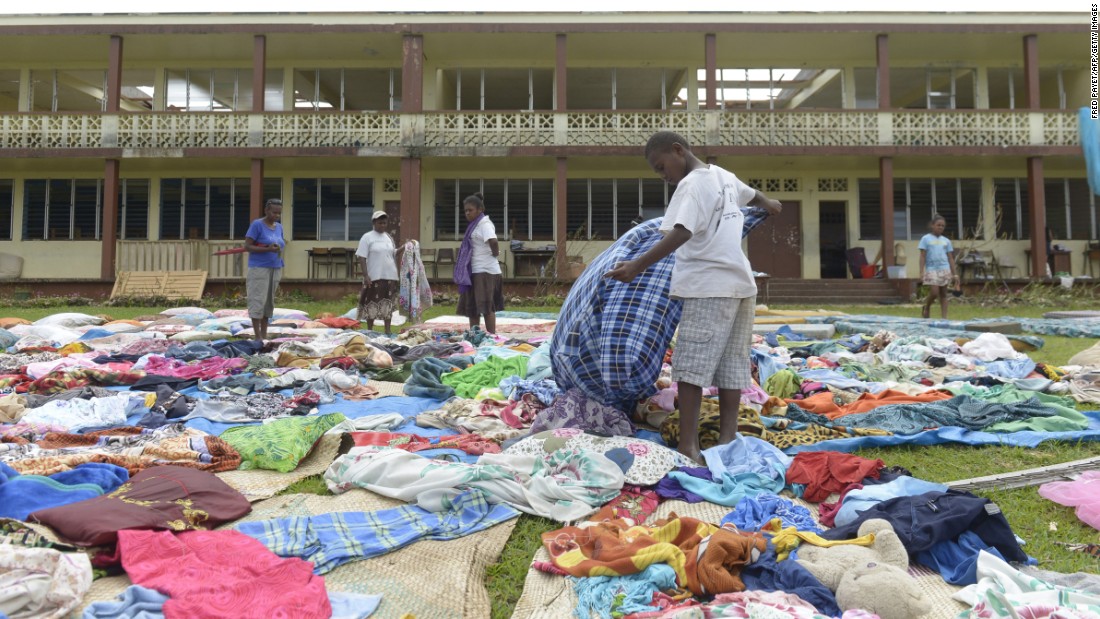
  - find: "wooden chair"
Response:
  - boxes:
[309,247,334,279]
[421,248,438,278]
[990,251,1019,280]
[327,247,352,279]
[436,248,456,278]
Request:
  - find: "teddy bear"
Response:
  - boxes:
[796,518,932,619]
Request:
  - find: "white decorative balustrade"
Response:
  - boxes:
[0,110,1082,151]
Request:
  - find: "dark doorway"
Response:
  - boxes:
[748,200,801,278]
[819,200,848,278]
[383,200,402,244]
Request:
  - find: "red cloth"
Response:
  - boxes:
[785,451,884,503]
[818,480,865,527]
[317,317,361,329]
[119,529,331,619]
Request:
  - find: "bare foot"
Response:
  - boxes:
[717,431,739,445]
[921,305,930,319]
[678,445,703,464]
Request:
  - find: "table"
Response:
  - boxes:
[511,249,556,278]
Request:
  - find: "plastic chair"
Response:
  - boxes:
[845,247,880,279]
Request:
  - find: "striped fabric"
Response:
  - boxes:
[236,487,519,574]
[551,209,769,413]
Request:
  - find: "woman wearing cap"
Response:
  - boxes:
[244,198,286,342]
[356,211,401,334]
[455,192,503,334]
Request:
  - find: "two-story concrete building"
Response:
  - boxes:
[0,11,1090,292]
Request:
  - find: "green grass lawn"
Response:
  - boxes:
[6,294,1100,616]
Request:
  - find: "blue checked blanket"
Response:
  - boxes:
[236,488,519,574]
[551,210,769,414]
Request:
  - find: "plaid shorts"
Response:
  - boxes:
[671,296,756,390]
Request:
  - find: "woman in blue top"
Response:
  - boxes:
[918,214,956,320]
[244,198,286,342]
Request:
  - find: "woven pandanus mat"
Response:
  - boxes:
[215,432,342,502]
[83,489,516,619]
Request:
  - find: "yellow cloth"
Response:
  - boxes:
[765,519,875,561]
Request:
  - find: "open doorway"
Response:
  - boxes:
[819,200,848,278]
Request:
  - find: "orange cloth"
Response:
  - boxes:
[544,514,717,590]
[788,388,953,420]
[696,528,768,595]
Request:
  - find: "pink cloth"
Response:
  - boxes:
[119,529,331,619]
[1038,471,1100,531]
[142,356,247,380]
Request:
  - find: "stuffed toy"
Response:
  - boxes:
[796,518,931,619]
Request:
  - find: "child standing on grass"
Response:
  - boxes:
[919,214,956,320]
[604,131,781,463]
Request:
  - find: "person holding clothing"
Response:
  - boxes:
[356,211,401,335]
[244,198,286,343]
[605,131,782,463]
[454,192,504,334]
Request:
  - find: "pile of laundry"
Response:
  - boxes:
[0,301,1099,619]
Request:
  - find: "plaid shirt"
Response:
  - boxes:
[551,208,769,413]
[236,487,518,574]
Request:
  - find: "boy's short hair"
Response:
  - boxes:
[645,131,692,157]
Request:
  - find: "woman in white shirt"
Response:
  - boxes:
[453,192,503,333]
[356,211,401,335]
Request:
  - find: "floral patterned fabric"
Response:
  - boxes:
[220,413,345,473]
[0,423,241,476]
[504,429,694,485]
[0,545,92,619]
[528,388,634,437]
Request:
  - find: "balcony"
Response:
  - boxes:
[0,109,1081,154]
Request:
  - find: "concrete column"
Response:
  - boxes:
[555,157,568,276]
[555,34,567,111]
[101,159,120,279]
[251,34,266,222]
[1023,34,1040,110]
[101,35,124,279]
[879,157,895,267]
[876,34,890,108]
[1027,156,1047,280]
[705,33,717,110]
[402,34,424,113]
[400,158,422,245]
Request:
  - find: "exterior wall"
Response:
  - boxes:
[0,12,1091,282]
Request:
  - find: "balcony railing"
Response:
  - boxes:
[0,109,1081,151]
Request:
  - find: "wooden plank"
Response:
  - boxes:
[160,270,207,300]
[946,455,1100,491]
[111,270,207,300]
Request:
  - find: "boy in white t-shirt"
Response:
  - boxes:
[605,131,782,462]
